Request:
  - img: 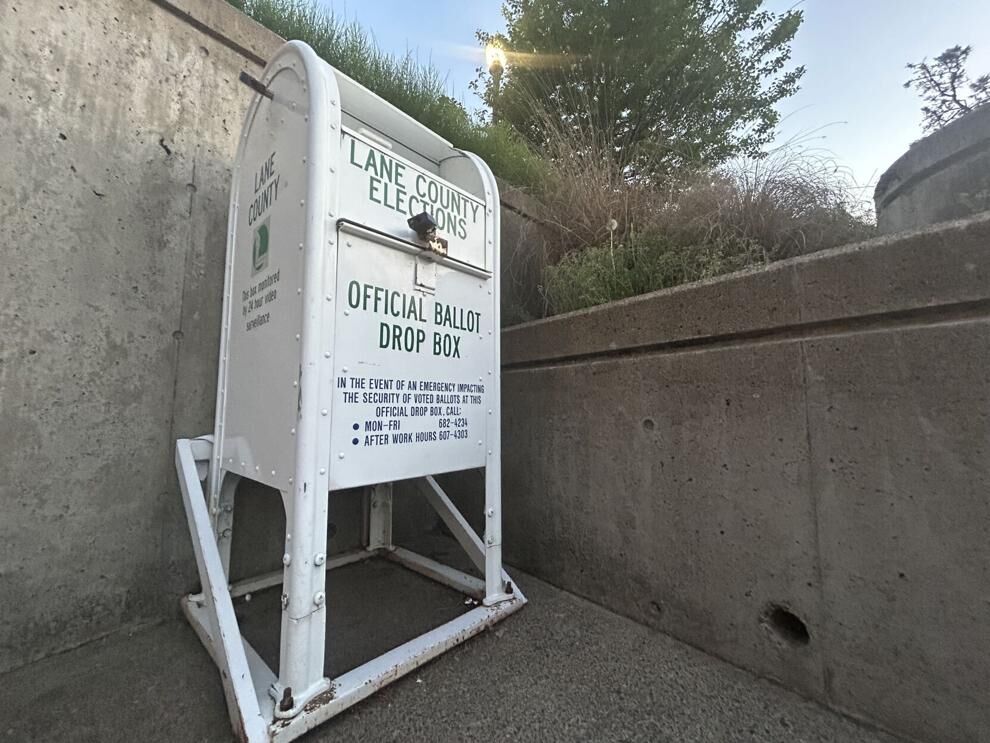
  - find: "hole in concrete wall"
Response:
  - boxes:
[762,604,810,646]
[642,418,655,431]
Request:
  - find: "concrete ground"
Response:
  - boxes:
[2,543,903,743]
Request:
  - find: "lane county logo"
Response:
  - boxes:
[252,217,270,275]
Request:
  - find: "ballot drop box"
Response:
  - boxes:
[174,41,525,743]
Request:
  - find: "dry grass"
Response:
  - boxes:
[530,112,876,316]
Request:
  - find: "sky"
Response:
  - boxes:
[327,0,990,203]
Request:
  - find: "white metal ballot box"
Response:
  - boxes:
[174,40,525,743]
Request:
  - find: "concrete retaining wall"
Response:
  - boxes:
[3,3,988,743]
[0,0,544,674]
[497,216,990,743]
[875,105,990,233]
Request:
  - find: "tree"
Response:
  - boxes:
[905,45,990,132]
[477,0,805,178]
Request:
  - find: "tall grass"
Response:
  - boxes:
[533,102,876,315]
[229,0,877,320]
[228,0,546,189]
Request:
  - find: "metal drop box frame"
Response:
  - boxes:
[176,41,525,742]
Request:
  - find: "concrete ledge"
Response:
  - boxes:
[148,0,282,65]
[875,105,990,233]
[503,213,990,366]
[496,213,990,743]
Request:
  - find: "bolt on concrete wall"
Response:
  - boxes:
[496,215,990,743]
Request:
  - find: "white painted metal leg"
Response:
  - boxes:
[419,475,510,603]
[216,472,240,576]
[366,482,393,551]
[419,476,486,575]
[387,546,486,599]
[225,548,375,599]
[274,484,331,718]
[483,462,509,605]
[176,439,268,743]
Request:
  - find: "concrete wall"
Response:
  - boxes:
[497,215,990,743]
[0,0,540,674]
[875,105,990,233]
[0,0,284,673]
[3,4,989,743]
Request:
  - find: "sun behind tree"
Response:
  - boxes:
[477,0,806,179]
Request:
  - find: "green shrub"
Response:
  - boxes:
[541,235,764,316]
[229,0,546,189]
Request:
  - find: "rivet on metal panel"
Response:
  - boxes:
[477,440,482,445]
[288,477,293,484]
[271,470,276,477]
[280,593,289,610]
[299,242,304,249]
[488,409,492,415]
[486,536,494,545]
[297,288,302,294]
[283,553,291,566]
[329,166,335,173]
[324,352,331,358]
[240,461,245,468]
[326,295,332,301]
[321,409,328,416]
[293,380,298,387]
[344,310,350,316]
[342,367,349,373]
[346,241,352,247]
[304,116,309,122]
[302,157,307,163]
[314,553,326,566]
[300,200,305,207]
[319,467,326,474]
[228,457,233,463]
[338,453,345,459]
[331,98,337,105]
[255,466,260,472]
[330,123,337,130]
[486,508,495,517]
[295,334,301,340]
[488,450,493,455]
[314,592,326,606]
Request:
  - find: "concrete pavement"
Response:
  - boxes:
[1,552,903,743]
